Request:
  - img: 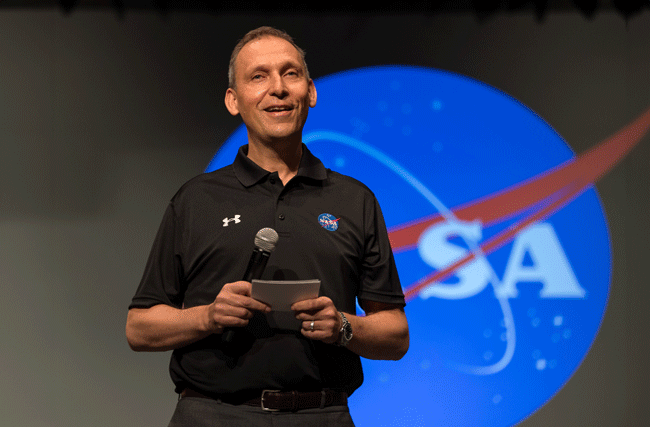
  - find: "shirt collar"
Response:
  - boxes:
[232,144,328,187]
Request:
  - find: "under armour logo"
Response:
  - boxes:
[222,215,241,227]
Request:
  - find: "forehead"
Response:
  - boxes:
[235,36,303,73]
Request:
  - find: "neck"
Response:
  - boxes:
[246,139,303,185]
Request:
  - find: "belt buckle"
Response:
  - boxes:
[261,389,281,412]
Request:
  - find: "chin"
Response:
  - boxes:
[266,127,303,141]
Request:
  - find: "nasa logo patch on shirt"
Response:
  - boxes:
[318,213,339,231]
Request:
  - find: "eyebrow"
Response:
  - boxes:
[246,59,305,76]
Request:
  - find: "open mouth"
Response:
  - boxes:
[265,105,293,113]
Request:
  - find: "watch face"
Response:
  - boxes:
[344,322,352,339]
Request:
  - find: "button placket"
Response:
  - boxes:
[275,181,295,226]
[275,184,287,226]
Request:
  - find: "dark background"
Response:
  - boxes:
[1,2,648,426]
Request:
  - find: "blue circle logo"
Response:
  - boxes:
[318,213,340,231]
[207,66,613,427]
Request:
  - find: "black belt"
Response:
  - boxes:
[181,388,348,412]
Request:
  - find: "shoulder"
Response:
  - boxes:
[326,169,376,196]
[169,164,237,207]
[324,169,380,207]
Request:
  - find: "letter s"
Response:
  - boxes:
[418,220,492,300]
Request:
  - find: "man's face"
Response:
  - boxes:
[225,36,317,146]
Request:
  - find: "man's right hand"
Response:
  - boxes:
[126,282,271,352]
[205,281,271,333]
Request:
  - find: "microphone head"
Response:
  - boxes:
[254,228,279,252]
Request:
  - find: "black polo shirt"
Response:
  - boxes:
[130,144,404,397]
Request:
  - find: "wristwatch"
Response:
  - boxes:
[336,312,353,347]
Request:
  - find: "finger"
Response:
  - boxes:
[295,310,338,323]
[291,296,331,312]
[224,304,257,319]
[217,292,270,313]
[206,308,253,332]
[223,282,271,312]
[222,281,253,296]
[301,317,339,336]
[301,320,321,338]
[210,304,252,324]
[218,314,251,328]
[303,320,317,333]
[295,312,315,321]
[300,324,337,344]
[235,294,271,312]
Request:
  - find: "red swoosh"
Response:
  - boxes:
[389,107,650,302]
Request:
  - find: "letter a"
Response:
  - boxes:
[496,223,586,299]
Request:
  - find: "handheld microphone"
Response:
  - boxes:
[222,227,279,343]
[242,227,279,282]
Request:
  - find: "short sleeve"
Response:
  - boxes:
[357,194,405,307]
[129,202,185,309]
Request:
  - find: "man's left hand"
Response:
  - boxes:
[292,297,342,344]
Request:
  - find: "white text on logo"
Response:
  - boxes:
[418,221,586,300]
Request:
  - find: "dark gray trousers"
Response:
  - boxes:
[168,396,356,427]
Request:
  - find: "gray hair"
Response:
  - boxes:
[228,26,310,89]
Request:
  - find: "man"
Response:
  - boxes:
[126,26,409,426]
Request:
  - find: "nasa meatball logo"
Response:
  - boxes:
[318,213,340,231]
[207,66,650,427]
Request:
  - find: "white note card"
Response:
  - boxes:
[251,279,321,311]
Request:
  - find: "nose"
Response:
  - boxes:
[269,73,288,98]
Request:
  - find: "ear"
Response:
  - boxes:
[308,79,317,108]
[224,88,240,116]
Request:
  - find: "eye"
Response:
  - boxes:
[251,71,267,81]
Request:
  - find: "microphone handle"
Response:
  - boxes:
[222,249,271,343]
[242,248,271,282]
